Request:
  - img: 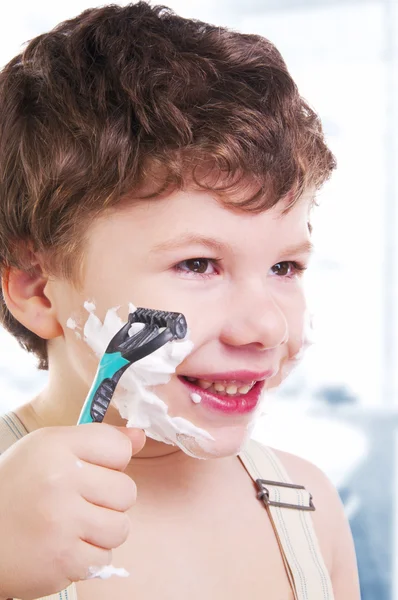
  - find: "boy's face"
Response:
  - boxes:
[47,189,312,457]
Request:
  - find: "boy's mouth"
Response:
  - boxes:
[182,376,256,396]
[178,370,274,415]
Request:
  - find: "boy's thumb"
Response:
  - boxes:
[116,426,146,455]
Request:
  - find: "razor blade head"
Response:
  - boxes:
[130,308,187,340]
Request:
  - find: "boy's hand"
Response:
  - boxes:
[0,423,145,600]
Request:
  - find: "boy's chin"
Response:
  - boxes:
[176,424,254,459]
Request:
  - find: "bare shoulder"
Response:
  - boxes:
[271,446,340,509]
[271,446,361,600]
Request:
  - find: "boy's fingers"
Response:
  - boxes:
[115,427,146,456]
[80,501,131,549]
[79,462,137,512]
[70,424,141,470]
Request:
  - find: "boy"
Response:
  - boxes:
[0,3,360,599]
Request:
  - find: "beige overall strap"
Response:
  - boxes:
[0,415,78,600]
[239,440,334,600]
[0,412,28,452]
[38,585,78,600]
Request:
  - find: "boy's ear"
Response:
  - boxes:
[2,265,63,339]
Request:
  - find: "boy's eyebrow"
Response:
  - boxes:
[278,240,314,258]
[150,234,230,254]
[150,235,314,256]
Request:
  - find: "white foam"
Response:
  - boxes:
[84,301,96,313]
[86,565,129,580]
[190,392,202,404]
[66,317,77,330]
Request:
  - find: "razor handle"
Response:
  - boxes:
[78,352,130,424]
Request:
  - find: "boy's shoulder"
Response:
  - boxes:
[271,445,339,501]
[243,439,343,551]
[246,438,338,499]
[270,444,343,520]
[250,442,360,598]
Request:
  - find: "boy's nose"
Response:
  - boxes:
[219,286,288,351]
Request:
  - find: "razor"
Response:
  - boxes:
[77,308,187,425]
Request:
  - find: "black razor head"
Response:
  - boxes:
[129,308,187,340]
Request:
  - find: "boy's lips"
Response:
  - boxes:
[178,370,274,415]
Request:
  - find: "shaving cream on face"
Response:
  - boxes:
[84,301,96,313]
[80,302,214,457]
[66,317,77,329]
[66,317,82,339]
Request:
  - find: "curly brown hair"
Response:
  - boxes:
[0,2,335,369]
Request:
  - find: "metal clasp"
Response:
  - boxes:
[256,478,316,511]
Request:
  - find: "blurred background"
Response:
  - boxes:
[0,0,397,597]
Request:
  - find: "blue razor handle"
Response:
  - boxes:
[77,308,187,425]
[78,352,130,424]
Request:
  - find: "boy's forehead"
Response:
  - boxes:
[94,187,313,247]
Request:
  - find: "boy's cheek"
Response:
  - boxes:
[61,326,101,386]
[45,279,88,327]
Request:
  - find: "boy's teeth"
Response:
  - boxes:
[185,378,255,396]
[214,382,226,392]
[226,384,238,395]
[197,380,212,390]
[237,384,252,394]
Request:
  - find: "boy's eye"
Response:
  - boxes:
[184,258,210,273]
[272,262,291,276]
[176,258,217,276]
[271,261,305,277]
